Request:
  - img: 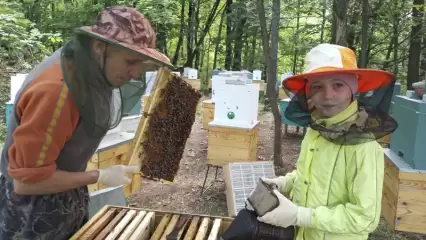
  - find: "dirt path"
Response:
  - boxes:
[128,109,425,240]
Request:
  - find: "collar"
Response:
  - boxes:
[311,100,359,128]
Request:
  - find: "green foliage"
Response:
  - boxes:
[0,1,51,69]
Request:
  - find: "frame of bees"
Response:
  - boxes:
[124,67,202,183]
[70,205,234,240]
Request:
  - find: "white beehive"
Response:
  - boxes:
[145,71,180,95]
[209,80,259,129]
[10,73,27,103]
[211,74,229,103]
[252,70,262,80]
[145,71,157,95]
[280,72,293,83]
[223,161,276,217]
[183,67,198,80]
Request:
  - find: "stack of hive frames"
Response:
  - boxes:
[70,205,234,240]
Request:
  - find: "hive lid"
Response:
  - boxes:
[394,95,426,113]
[224,161,276,217]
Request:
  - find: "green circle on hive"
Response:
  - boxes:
[227,111,235,119]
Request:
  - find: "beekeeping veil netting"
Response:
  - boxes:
[60,38,147,138]
[283,75,398,145]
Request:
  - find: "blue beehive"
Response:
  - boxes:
[390,95,426,170]
[389,82,401,114]
[5,102,13,129]
[279,98,303,127]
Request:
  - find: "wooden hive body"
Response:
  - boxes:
[70,205,234,240]
[382,148,426,234]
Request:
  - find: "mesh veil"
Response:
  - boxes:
[283,77,398,145]
[61,39,146,137]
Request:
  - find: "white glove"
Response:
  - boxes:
[97,165,139,187]
[257,189,312,228]
[261,176,287,193]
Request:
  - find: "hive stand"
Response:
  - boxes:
[381,148,426,234]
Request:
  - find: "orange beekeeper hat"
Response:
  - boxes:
[283,43,393,94]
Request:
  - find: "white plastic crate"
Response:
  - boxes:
[224,161,276,217]
[209,80,259,129]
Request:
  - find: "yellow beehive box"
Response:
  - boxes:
[252,79,265,92]
[207,122,259,166]
[202,100,215,129]
[381,148,426,234]
[183,78,201,91]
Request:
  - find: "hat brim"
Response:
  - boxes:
[76,27,174,69]
[283,68,394,93]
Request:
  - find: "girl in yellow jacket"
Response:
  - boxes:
[258,43,398,240]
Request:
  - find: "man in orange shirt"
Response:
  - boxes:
[0,6,172,239]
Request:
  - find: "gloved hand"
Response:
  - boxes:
[97,165,139,187]
[257,189,312,228]
[245,189,255,211]
[261,176,287,193]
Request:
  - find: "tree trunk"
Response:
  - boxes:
[256,0,283,168]
[292,0,301,74]
[185,0,221,67]
[359,0,369,68]
[331,0,349,46]
[231,1,247,71]
[186,0,196,67]
[406,0,424,90]
[225,0,233,70]
[171,0,186,66]
[213,9,226,70]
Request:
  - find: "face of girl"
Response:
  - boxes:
[309,78,353,118]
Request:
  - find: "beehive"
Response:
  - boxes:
[390,95,426,170]
[252,70,262,80]
[207,122,259,167]
[183,67,198,80]
[70,205,234,240]
[252,80,265,92]
[202,100,215,129]
[183,79,201,91]
[381,148,426,234]
[209,81,259,129]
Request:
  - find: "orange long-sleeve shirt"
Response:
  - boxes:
[7,62,80,183]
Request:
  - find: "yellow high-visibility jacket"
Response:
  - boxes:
[280,101,384,240]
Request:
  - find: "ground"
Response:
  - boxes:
[128,99,426,240]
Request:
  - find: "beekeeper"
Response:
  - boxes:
[257,43,398,240]
[0,6,172,239]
